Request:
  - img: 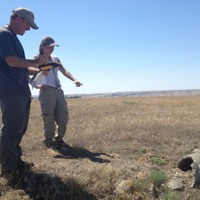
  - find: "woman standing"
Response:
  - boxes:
[32,36,83,151]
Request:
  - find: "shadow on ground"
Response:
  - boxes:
[54,147,114,163]
[8,171,97,200]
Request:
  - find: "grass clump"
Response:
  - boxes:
[161,191,181,200]
[150,156,166,165]
[149,169,168,187]
[138,147,147,154]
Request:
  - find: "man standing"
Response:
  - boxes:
[0,7,47,181]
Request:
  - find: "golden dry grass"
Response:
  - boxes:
[1,95,200,199]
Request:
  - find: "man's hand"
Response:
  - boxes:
[36,55,48,66]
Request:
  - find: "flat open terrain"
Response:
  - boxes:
[1,95,200,199]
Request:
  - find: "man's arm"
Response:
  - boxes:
[28,67,40,75]
[4,55,47,68]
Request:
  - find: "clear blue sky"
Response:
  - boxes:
[1,0,200,95]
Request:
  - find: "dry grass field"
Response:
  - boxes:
[1,95,200,199]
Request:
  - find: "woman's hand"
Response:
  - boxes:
[74,80,83,87]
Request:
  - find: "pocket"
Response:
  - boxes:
[39,87,49,102]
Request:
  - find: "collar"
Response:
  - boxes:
[4,25,16,36]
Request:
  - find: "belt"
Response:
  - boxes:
[40,85,61,90]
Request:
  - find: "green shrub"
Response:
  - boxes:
[149,170,168,187]
[150,156,166,165]
[161,191,180,200]
[138,147,147,153]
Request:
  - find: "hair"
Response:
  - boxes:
[10,14,18,20]
[39,44,44,55]
[10,13,26,23]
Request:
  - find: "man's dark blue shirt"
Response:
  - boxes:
[0,26,31,97]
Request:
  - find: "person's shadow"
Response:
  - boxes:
[9,170,97,200]
[7,147,113,198]
[55,147,114,163]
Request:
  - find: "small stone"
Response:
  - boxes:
[192,149,200,154]
[115,180,141,195]
[131,164,140,171]
[167,179,184,190]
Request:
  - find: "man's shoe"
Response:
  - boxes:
[1,169,21,186]
[18,159,34,173]
[44,141,59,150]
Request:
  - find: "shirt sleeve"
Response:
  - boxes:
[0,31,17,58]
